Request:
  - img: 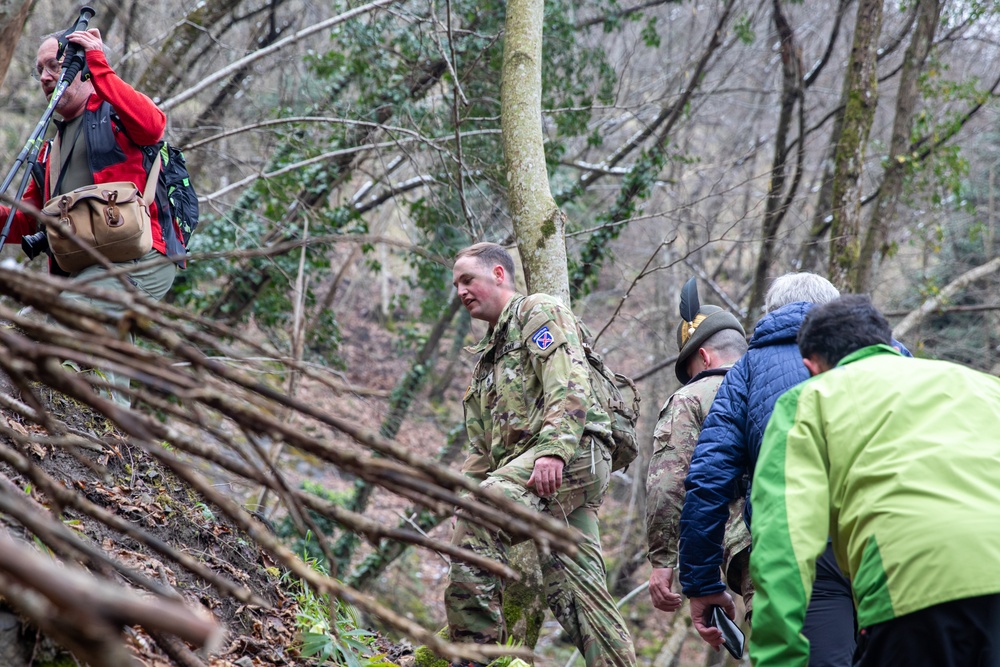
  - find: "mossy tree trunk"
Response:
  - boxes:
[502,0,569,304]
[493,0,574,651]
[828,0,883,290]
[796,0,883,274]
[854,0,941,293]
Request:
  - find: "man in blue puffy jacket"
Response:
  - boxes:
[677,273,856,666]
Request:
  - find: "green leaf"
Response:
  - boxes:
[641,17,660,48]
[734,15,755,45]
[300,631,335,659]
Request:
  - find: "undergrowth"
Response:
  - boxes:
[286,555,395,667]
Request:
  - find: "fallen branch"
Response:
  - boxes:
[0,531,223,654]
[0,260,582,662]
[892,256,1000,339]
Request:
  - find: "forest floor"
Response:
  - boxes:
[0,389,303,665]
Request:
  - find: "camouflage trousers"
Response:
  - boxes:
[446,437,636,667]
[727,546,755,622]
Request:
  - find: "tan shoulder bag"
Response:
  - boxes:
[42,137,160,273]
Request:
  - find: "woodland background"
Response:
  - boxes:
[0,0,997,666]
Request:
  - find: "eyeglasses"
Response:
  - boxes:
[32,57,62,81]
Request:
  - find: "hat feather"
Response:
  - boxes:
[679,277,700,323]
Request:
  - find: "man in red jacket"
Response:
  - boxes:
[2,28,177,405]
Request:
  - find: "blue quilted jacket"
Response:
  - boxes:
[678,301,819,597]
[678,301,910,597]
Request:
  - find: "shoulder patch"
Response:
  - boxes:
[531,326,554,351]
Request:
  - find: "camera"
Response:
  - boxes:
[21,229,49,260]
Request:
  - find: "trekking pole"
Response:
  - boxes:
[0,6,96,254]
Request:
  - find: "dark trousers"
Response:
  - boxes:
[804,542,856,667]
[854,593,1000,667]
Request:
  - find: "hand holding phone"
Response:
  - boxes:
[706,605,745,659]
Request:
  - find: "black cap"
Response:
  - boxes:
[675,278,745,384]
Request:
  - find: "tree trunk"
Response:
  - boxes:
[854,0,941,293]
[0,0,33,88]
[493,0,566,648]
[488,0,640,646]
[745,0,804,321]
[797,0,913,274]
[828,0,884,290]
[502,0,569,303]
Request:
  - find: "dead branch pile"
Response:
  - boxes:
[0,259,570,665]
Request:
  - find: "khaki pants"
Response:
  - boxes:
[61,250,177,406]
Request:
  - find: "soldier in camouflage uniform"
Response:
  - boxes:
[645,278,753,618]
[446,242,636,667]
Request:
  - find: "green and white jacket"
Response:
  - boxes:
[749,344,1000,666]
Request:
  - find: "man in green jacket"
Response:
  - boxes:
[749,295,1000,667]
[446,242,636,667]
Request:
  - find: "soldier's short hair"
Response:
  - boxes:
[456,242,516,279]
[701,328,748,361]
[764,272,840,312]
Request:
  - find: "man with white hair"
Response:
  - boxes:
[677,273,859,666]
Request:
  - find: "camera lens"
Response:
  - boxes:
[21,230,49,260]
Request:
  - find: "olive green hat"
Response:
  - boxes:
[675,277,745,384]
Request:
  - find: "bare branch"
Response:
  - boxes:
[199,129,499,203]
[575,0,679,29]
[162,0,403,111]
[0,531,222,654]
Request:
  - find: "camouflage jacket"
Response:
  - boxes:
[461,293,613,482]
[646,370,750,573]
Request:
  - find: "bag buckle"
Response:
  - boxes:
[102,190,122,227]
[57,195,74,231]
[58,195,70,222]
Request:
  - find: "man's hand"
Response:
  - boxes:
[65,28,104,53]
[526,456,564,497]
[689,591,737,648]
[649,567,682,612]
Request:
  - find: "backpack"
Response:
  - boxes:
[518,295,641,472]
[110,108,200,266]
[138,142,199,267]
[579,331,641,472]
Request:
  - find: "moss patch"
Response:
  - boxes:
[413,628,451,667]
[501,579,543,648]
